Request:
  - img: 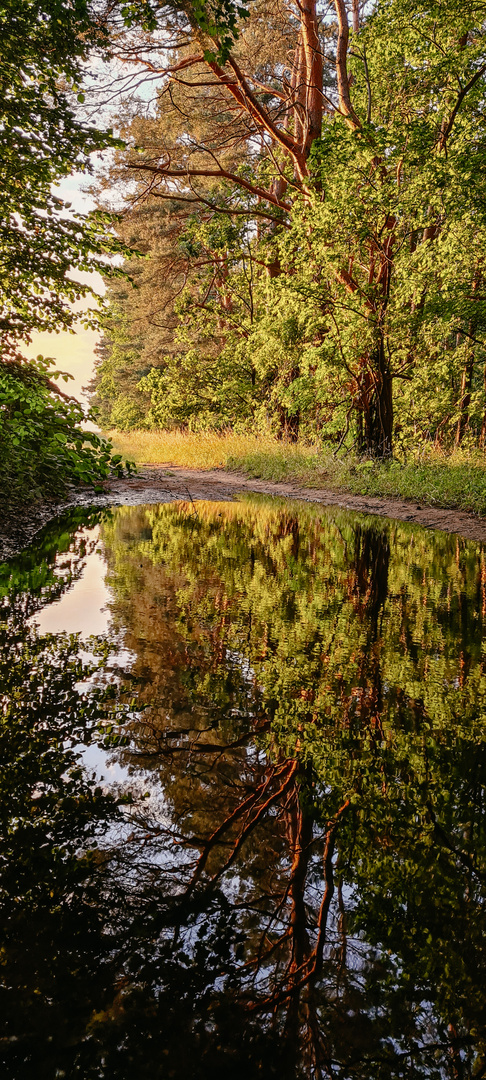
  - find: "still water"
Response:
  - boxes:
[1,496,486,1079]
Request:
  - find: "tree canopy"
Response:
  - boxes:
[0,0,118,347]
[90,0,486,456]
[0,0,133,500]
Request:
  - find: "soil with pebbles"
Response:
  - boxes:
[2,464,486,563]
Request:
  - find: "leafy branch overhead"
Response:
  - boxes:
[0,0,133,498]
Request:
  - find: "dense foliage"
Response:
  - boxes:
[90,0,486,456]
[0,358,129,505]
[0,0,118,348]
[0,0,129,502]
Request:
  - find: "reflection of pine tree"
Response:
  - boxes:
[95,499,486,1077]
[3,501,486,1076]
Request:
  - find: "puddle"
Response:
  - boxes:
[1,497,486,1078]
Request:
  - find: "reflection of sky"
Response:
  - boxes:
[29,522,171,814]
[32,527,111,637]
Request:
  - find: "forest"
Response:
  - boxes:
[2,0,486,506]
[89,0,486,460]
[4,7,486,1074]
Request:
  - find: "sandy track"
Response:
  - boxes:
[2,464,486,562]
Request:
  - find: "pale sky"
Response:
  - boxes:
[25,175,106,407]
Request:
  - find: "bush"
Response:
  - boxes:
[0,356,131,506]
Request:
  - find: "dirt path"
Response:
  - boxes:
[3,464,486,562]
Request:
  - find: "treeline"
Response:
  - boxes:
[89,0,486,458]
[4,0,486,481]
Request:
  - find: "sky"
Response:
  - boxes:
[24,174,105,407]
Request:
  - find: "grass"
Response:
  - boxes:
[342,453,486,515]
[108,430,486,516]
[108,429,296,470]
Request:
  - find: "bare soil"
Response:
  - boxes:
[3,464,486,563]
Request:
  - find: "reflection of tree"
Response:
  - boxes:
[0,507,108,623]
[0,605,121,1076]
[95,499,486,1077]
[2,501,486,1077]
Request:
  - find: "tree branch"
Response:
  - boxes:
[127,160,292,212]
[438,62,486,151]
[333,0,361,129]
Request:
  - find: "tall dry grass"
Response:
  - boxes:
[108,429,315,470]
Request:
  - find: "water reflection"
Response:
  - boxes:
[1,499,486,1078]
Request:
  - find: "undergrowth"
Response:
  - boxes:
[228,446,486,515]
[1,358,132,508]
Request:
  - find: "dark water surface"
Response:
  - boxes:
[1,497,486,1079]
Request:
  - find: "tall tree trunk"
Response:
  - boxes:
[277,365,300,442]
[457,271,480,447]
[479,362,486,449]
[352,0,360,32]
[278,406,300,442]
[356,405,364,455]
[455,346,475,447]
[361,339,393,457]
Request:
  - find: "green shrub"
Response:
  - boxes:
[0,356,132,506]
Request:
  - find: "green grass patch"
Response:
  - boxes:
[229,446,486,515]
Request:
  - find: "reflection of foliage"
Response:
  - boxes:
[2,501,486,1076]
[0,507,109,619]
[98,498,486,1077]
[0,623,121,1076]
[0,509,298,1079]
[0,620,295,1077]
[0,515,123,1077]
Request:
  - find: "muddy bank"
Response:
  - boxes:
[3,464,486,562]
